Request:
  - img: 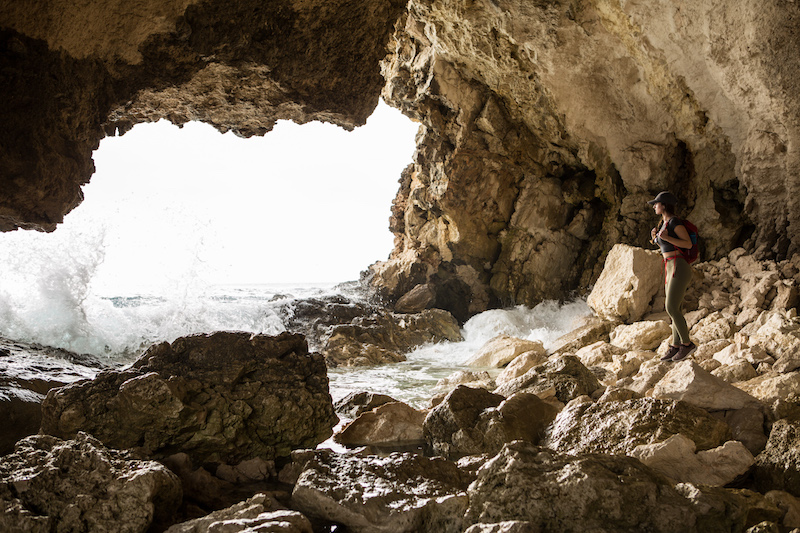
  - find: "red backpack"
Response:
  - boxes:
[678,219,700,264]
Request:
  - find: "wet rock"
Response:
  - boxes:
[322,308,462,367]
[465,441,697,532]
[165,494,308,533]
[0,432,181,533]
[465,335,545,368]
[652,361,764,412]
[334,391,397,419]
[423,385,504,459]
[753,419,800,498]
[494,355,602,402]
[40,332,338,465]
[291,449,469,533]
[334,401,426,448]
[545,397,731,455]
[631,434,755,486]
[0,337,108,455]
[586,244,664,323]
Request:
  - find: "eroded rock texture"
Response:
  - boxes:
[3,0,800,316]
[39,331,338,465]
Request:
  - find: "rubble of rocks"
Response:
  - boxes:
[5,245,800,531]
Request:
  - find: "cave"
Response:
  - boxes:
[2,0,800,319]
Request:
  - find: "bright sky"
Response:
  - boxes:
[0,100,419,295]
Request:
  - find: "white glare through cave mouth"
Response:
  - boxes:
[0,101,419,357]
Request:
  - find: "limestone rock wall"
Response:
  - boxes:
[371,0,800,317]
[2,0,800,319]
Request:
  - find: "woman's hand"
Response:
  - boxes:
[651,227,658,241]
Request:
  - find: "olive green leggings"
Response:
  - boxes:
[665,257,692,345]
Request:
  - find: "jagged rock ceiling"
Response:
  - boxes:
[1,0,799,319]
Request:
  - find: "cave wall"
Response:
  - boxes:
[2,0,799,320]
[370,0,800,318]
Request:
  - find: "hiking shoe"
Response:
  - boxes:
[661,345,680,361]
[672,342,697,361]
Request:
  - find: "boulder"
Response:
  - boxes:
[746,310,800,360]
[605,350,649,381]
[165,494,309,533]
[322,309,462,367]
[544,397,731,455]
[464,441,697,532]
[716,408,769,456]
[773,355,800,374]
[465,335,545,368]
[714,343,772,367]
[494,352,544,386]
[625,358,672,396]
[691,312,738,345]
[0,337,108,455]
[464,522,538,533]
[40,332,338,465]
[712,361,759,383]
[651,361,764,412]
[436,370,494,391]
[546,316,617,355]
[574,340,625,367]
[334,391,397,419]
[764,491,800,529]
[334,401,426,448]
[0,432,181,533]
[675,483,784,532]
[631,434,755,486]
[586,244,664,324]
[735,372,800,408]
[394,283,436,313]
[291,449,469,533]
[610,320,671,351]
[493,355,602,402]
[753,419,800,498]
[423,385,504,458]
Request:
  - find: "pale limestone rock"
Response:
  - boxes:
[712,361,759,383]
[546,316,617,356]
[693,339,732,362]
[608,351,649,380]
[690,311,737,345]
[575,341,625,367]
[610,320,671,351]
[631,434,755,487]
[586,245,664,324]
[714,342,773,367]
[699,358,723,373]
[466,335,546,368]
[747,310,800,360]
[394,283,436,313]
[464,522,537,533]
[437,371,494,391]
[597,386,641,403]
[165,495,308,533]
[627,358,671,396]
[334,402,426,448]
[740,272,781,310]
[495,351,548,386]
[652,361,763,411]
[774,355,800,374]
[493,355,602,402]
[735,372,800,407]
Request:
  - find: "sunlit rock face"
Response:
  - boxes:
[0,0,407,231]
[372,0,800,316]
[2,0,800,318]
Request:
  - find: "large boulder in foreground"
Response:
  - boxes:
[291,449,470,533]
[544,397,731,456]
[40,332,338,465]
[586,244,664,324]
[464,441,697,532]
[0,432,181,532]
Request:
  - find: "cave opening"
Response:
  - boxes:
[0,100,418,356]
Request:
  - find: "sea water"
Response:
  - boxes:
[0,269,590,408]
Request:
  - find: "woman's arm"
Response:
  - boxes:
[658,224,693,249]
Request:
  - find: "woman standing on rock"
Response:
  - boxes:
[648,191,696,362]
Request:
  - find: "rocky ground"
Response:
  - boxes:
[3,245,800,532]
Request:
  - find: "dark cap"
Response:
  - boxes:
[647,191,678,205]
